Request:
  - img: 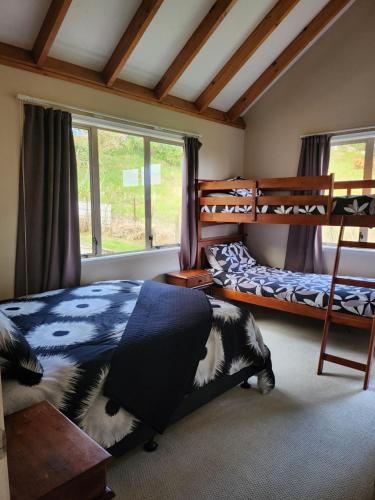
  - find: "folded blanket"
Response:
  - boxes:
[103,281,212,432]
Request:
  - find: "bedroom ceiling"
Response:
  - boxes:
[0,0,353,128]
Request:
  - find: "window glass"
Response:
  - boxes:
[323,226,360,245]
[73,127,93,255]
[98,130,145,254]
[150,141,183,247]
[323,142,366,245]
[330,142,366,191]
[367,146,375,243]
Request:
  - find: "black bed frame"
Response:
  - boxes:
[108,365,260,457]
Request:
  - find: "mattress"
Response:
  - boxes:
[210,265,375,318]
[0,280,274,448]
[201,194,375,216]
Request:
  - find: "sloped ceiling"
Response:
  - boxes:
[0,0,354,127]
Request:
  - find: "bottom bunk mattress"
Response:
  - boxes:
[0,280,274,449]
[210,266,375,318]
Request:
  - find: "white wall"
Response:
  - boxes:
[243,0,375,277]
[0,64,244,300]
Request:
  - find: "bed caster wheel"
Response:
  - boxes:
[143,438,158,452]
[240,380,251,389]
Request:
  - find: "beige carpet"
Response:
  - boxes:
[108,307,375,500]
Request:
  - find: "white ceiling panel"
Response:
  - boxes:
[0,0,351,116]
[119,0,215,89]
[0,0,51,50]
[210,0,330,111]
[170,0,277,102]
[49,0,140,70]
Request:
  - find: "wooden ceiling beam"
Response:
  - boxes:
[103,0,164,87]
[195,0,300,112]
[154,0,237,100]
[0,41,245,129]
[227,0,352,121]
[33,0,72,66]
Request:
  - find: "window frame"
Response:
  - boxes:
[73,121,184,258]
[323,134,375,246]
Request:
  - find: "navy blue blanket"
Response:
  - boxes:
[103,280,212,433]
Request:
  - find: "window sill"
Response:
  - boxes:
[323,244,375,253]
[81,246,180,264]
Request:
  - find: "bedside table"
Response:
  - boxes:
[166,269,213,292]
[5,401,114,500]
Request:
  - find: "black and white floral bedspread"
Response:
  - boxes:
[0,280,274,448]
[211,266,375,318]
[201,194,375,216]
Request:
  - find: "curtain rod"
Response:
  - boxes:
[301,125,375,138]
[16,94,202,140]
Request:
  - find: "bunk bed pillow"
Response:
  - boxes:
[206,241,257,272]
[0,310,43,385]
[224,176,262,197]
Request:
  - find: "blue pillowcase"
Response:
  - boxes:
[206,241,257,273]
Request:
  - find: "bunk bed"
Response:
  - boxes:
[199,174,375,227]
[197,175,375,388]
[196,174,375,331]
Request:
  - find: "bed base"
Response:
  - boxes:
[214,287,373,330]
[107,365,260,457]
[196,231,373,331]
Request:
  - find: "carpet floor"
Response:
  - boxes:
[108,306,375,500]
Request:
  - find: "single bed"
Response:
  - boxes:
[210,265,375,318]
[198,239,375,332]
[0,280,274,456]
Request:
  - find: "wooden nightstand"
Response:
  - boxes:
[166,269,213,292]
[5,401,114,500]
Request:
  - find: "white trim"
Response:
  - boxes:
[323,244,375,253]
[81,246,179,264]
[331,131,375,143]
[16,94,201,141]
[302,126,375,139]
[72,114,185,143]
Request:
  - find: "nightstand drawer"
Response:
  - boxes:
[187,274,213,288]
[166,269,213,289]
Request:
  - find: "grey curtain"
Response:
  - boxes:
[15,104,81,296]
[179,137,202,270]
[284,134,332,273]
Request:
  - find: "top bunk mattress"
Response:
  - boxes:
[201,194,375,216]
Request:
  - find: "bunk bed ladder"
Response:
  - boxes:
[317,217,375,390]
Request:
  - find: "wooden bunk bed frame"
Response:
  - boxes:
[198,174,375,227]
[196,175,375,331]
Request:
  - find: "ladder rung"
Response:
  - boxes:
[322,353,367,372]
[339,240,375,250]
[334,277,375,289]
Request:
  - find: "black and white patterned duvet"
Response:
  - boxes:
[211,266,375,318]
[201,194,375,216]
[0,280,274,448]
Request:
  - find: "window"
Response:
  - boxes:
[323,133,375,245]
[73,123,183,257]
